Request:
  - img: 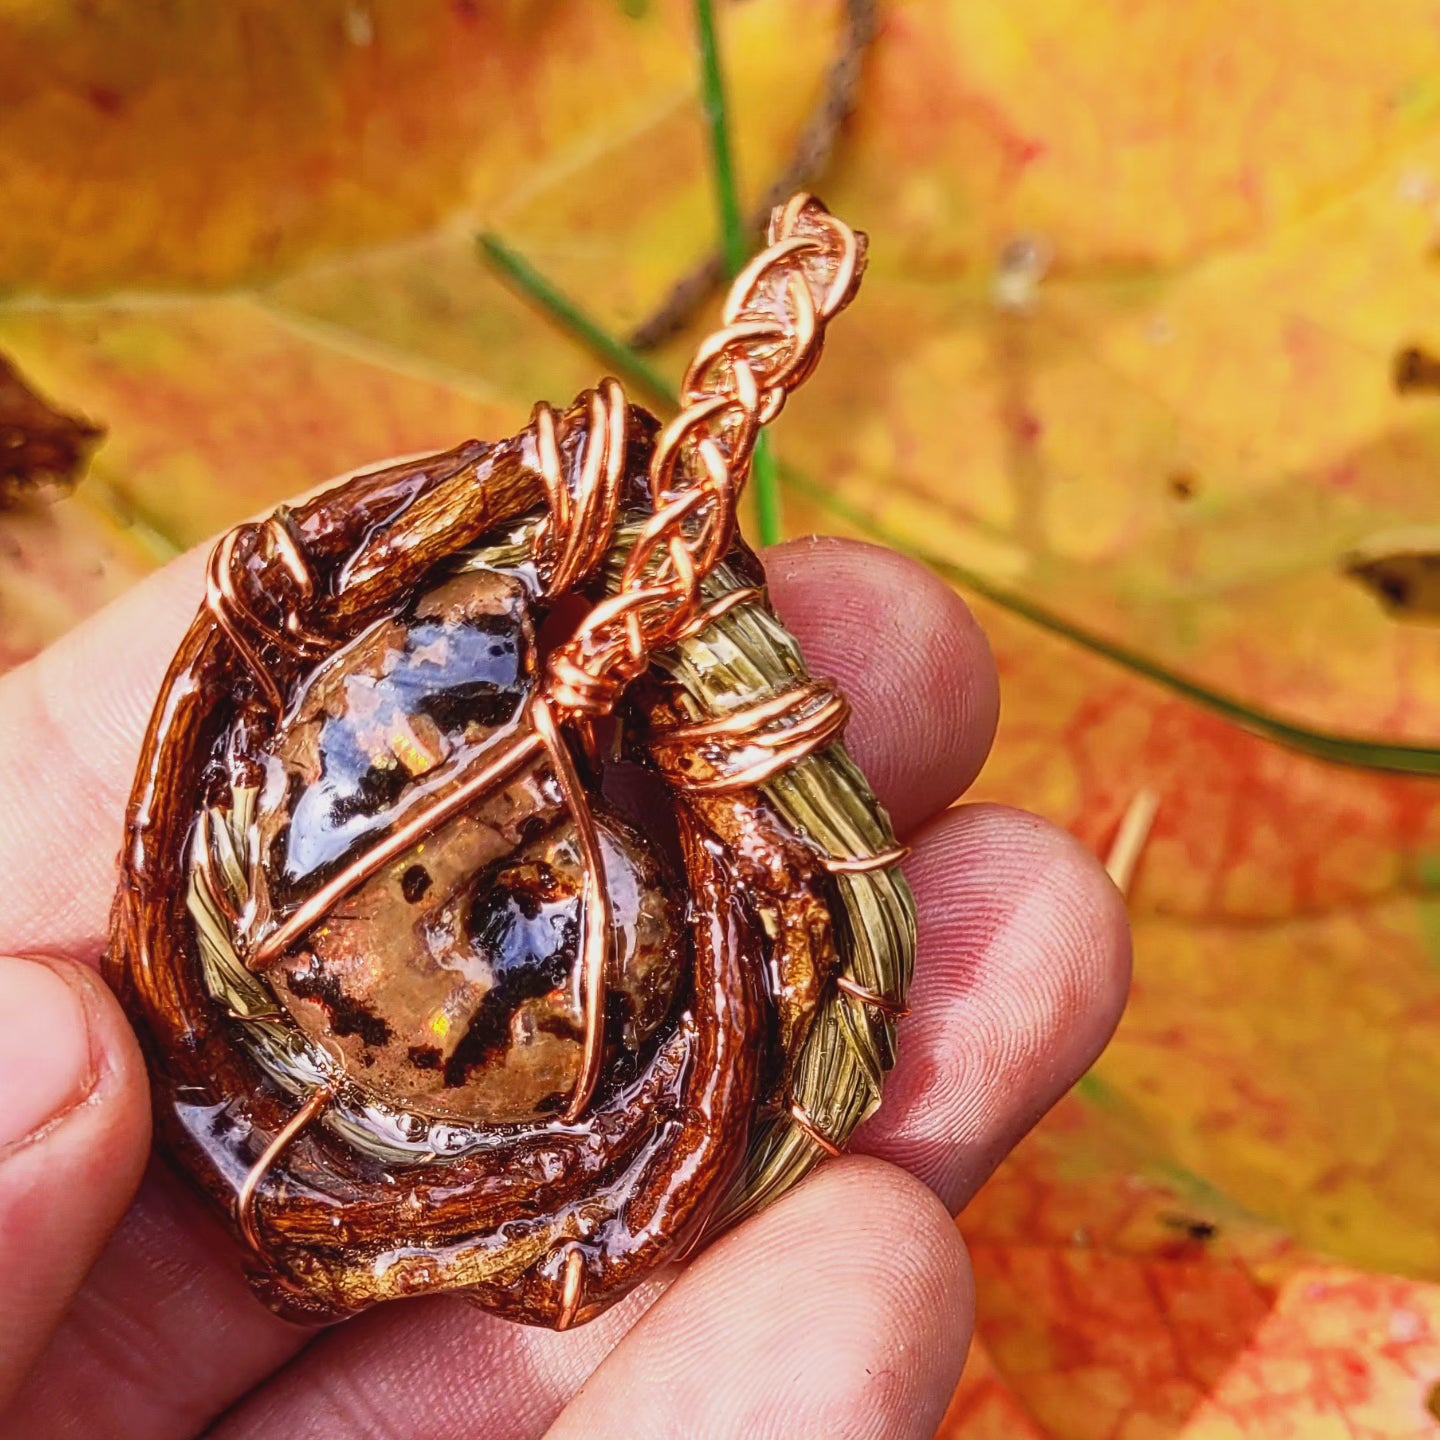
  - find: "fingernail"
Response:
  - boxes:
[0,957,95,1150]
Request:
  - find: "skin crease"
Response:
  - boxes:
[0,526,1130,1440]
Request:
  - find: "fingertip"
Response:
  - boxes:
[764,537,1000,835]
[548,1156,974,1440]
[49,956,153,1165]
[701,1154,976,1345]
[858,804,1132,1211]
[0,957,149,1402]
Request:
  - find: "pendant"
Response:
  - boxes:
[105,195,915,1329]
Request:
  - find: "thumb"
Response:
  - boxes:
[0,956,149,1408]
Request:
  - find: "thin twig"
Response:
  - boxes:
[629,0,877,352]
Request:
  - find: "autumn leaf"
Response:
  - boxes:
[941,1091,1440,1439]
[6,1,1440,1434]
[0,0,839,657]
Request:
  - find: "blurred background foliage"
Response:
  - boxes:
[5,1,1440,1433]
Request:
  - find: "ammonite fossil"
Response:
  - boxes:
[106,196,916,1329]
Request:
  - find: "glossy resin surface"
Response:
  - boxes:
[107,272,912,1328]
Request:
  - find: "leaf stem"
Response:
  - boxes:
[694,0,782,545]
[477,234,676,411]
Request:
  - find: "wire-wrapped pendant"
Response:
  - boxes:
[105,196,915,1329]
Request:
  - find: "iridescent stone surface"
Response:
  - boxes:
[248,567,682,1124]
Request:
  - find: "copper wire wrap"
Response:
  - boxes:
[787,1097,844,1159]
[530,379,629,596]
[834,973,910,1019]
[543,193,863,723]
[224,196,865,1125]
[648,681,852,793]
[821,845,910,875]
[206,512,329,714]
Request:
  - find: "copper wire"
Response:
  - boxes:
[205,514,330,714]
[656,681,835,742]
[833,973,909,1019]
[531,696,613,1123]
[207,529,286,714]
[249,726,546,969]
[236,1083,334,1253]
[787,1097,844,1158]
[671,585,765,642]
[821,846,909,875]
[544,196,863,731]
[555,1245,587,1331]
[531,379,628,596]
[649,682,850,794]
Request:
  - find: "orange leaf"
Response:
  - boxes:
[6,3,1440,1434]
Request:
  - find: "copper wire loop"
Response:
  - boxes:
[211,195,868,1124]
[206,512,330,714]
[530,378,628,595]
[236,1083,335,1253]
[648,681,851,794]
[821,845,910,875]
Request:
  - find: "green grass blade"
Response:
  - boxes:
[694,0,782,545]
[776,462,1440,777]
[695,0,748,277]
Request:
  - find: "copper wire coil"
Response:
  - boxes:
[648,682,851,795]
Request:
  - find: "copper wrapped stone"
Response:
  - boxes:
[105,196,915,1329]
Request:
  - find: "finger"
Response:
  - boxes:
[15,798,1125,1439]
[765,536,999,836]
[0,956,149,1412]
[0,535,997,962]
[205,1287,655,1440]
[208,1159,971,1440]
[853,803,1132,1212]
[4,1168,309,1440]
[0,549,206,960]
[545,1159,972,1440]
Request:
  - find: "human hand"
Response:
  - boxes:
[0,525,1129,1440]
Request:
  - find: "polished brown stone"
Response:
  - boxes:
[248,566,682,1124]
